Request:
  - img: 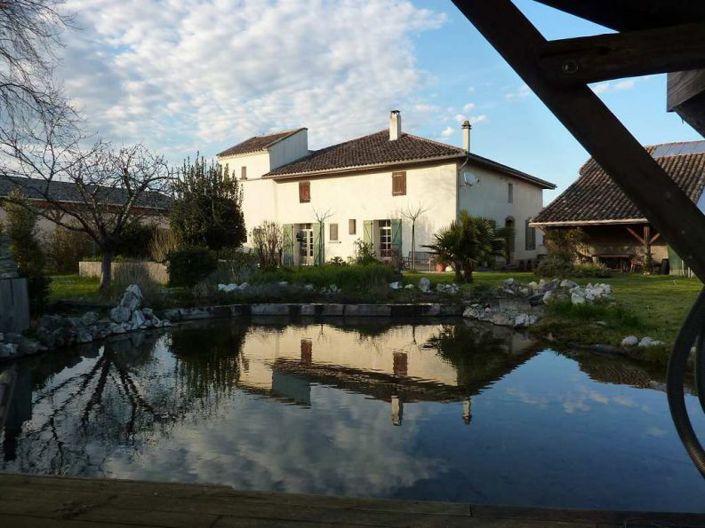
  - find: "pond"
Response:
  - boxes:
[1,319,704,512]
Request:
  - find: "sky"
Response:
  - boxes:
[56,0,703,201]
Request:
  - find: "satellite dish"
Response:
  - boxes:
[463,172,479,186]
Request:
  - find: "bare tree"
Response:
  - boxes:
[0,113,170,290]
[401,203,429,271]
[0,0,68,125]
[312,207,333,266]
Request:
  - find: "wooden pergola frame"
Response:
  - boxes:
[451,0,705,282]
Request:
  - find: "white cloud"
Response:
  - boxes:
[462,102,476,112]
[591,79,637,95]
[440,126,454,137]
[469,114,487,125]
[505,83,531,101]
[58,0,446,158]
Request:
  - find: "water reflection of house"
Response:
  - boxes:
[236,323,535,425]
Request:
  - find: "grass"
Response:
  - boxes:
[530,274,701,360]
[403,270,535,287]
[48,274,103,304]
[49,270,702,361]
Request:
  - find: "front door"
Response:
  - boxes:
[298,224,314,266]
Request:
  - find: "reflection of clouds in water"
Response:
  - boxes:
[645,426,668,438]
[104,387,444,496]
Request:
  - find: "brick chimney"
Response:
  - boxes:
[462,120,472,151]
[389,110,401,141]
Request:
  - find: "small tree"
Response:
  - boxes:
[425,211,505,283]
[251,221,283,270]
[401,203,429,271]
[170,157,246,251]
[543,228,586,264]
[313,208,333,266]
[2,190,49,314]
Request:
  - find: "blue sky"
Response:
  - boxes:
[408,0,702,200]
[58,0,702,202]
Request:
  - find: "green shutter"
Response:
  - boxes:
[363,220,374,245]
[314,222,323,266]
[282,224,295,267]
[391,219,402,255]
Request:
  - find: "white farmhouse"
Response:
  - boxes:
[217,111,555,268]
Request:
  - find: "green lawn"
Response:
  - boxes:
[48,274,104,304]
[405,271,702,356]
[403,270,535,287]
[49,271,703,357]
[535,273,702,352]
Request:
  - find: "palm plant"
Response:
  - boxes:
[424,211,506,283]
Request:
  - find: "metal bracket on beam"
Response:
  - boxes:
[538,22,705,85]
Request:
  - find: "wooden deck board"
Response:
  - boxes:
[0,473,704,528]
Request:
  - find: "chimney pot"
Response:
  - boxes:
[462,120,472,151]
[389,110,401,141]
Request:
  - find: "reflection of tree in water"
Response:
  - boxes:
[1,323,246,476]
[426,323,536,392]
[169,321,247,400]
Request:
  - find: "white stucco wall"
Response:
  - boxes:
[458,164,546,262]
[270,162,458,263]
[268,129,309,170]
[219,151,271,180]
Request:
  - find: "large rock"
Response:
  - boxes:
[571,291,586,305]
[119,284,143,312]
[129,310,146,330]
[81,311,99,326]
[621,335,639,347]
[418,277,431,293]
[0,342,18,358]
[514,313,538,328]
[110,306,131,324]
[638,336,663,348]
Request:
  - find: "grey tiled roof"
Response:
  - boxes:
[0,176,171,211]
[263,130,554,189]
[217,128,306,157]
[532,141,705,224]
[264,130,466,176]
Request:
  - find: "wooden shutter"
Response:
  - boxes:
[525,219,536,251]
[392,171,406,196]
[330,223,339,241]
[313,222,323,265]
[363,220,374,244]
[348,219,356,235]
[299,181,311,203]
[241,166,247,180]
[282,224,295,266]
[391,219,402,255]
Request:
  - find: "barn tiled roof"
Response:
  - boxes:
[264,130,465,177]
[0,176,171,211]
[217,128,306,157]
[532,141,705,225]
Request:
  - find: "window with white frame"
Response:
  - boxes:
[379,219,392,257]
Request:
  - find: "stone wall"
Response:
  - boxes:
[0,235,30,333]
[79,261,169,285]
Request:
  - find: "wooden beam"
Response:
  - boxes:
[651,232,662,244]
[534,0,705,32]
[626,227,645,245]
[668,70,705,137]
[451,0,705,282]
[539,23,705,85]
